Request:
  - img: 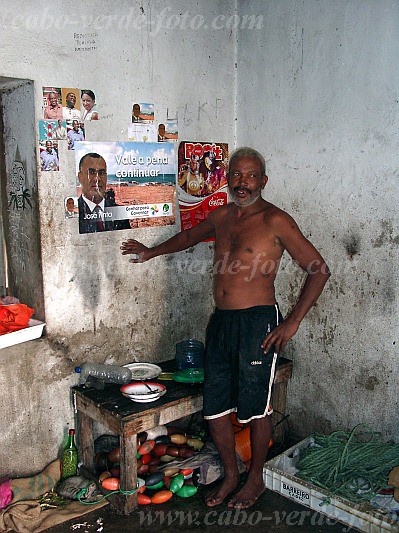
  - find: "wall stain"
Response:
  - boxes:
[364,376,379,391]
[372,220,399,248]
[343,235,361,259]
[356,369,381,391]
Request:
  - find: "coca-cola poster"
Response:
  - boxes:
[177,141,228,239]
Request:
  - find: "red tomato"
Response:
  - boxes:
[138,439,155,455]
[137,464,149,475]
[101,477,120,491]
[151,489,173,504]
[138,493,152,505]
[108,446,120,464]
[166,446,179,457]
[180,468,193,477]
[140,453,152,465]
[153,444,168,457]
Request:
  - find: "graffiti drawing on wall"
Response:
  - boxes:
[9,160,31,210]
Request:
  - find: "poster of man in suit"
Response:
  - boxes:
[75,141,176,234]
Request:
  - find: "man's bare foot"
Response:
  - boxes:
[205,477,239,507]
[227,478,266,509]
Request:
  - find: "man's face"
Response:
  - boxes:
[190,155,199,172]
[48,93,58,108]
[46,141,53,152]
[78,156,107,204]
[133,104,140,117]
[66,93,76,108]
[72,120,79,131]
[58,119,62,126]
[66,198,75,212]
[228,156,267,208]
[158,125,165,136]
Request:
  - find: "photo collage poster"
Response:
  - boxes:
[40,86,99,174]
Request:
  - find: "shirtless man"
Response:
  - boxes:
[120,146,330,509]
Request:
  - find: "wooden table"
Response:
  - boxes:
[73,358,292,514]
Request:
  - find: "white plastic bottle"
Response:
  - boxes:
[75,363,132,385]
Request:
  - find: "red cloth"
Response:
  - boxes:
[0,304,34,335]
[0,478,11,509]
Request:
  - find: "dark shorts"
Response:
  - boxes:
[203,304,283,424]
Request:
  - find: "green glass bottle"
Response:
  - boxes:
[61,428,78,480]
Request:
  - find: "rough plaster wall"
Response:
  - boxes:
[0,81,44,319]
[0,339,73,477]
[237,0,399,439]
[0,0,236,476]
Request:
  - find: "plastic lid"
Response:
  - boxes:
[172,368,204,383]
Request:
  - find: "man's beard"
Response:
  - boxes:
[229,186,262,207]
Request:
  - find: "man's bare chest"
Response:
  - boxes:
[214,219,282,259]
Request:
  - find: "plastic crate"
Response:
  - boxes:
[263,437,399,533]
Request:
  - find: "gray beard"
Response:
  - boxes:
[230,188,261,208]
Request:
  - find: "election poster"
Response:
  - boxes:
[177,141,228,238]
[75,141,176,234]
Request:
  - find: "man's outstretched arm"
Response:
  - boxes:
[120,218,215,263]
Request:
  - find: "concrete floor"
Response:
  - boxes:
[45,478,348,532]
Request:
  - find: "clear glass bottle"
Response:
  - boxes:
[61,428,78,480]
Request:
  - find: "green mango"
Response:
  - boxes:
[176,485,197,498]
[169,474,184,493]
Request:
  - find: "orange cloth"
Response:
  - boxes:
[0,304,34,335]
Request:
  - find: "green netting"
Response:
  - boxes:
[297,424,399,504]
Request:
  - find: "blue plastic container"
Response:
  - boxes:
[175,339,205,370]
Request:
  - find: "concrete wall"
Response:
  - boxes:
[0,0,236,476]
[0,79,44,319]
[237,0,399,439]
[0,0,397,478]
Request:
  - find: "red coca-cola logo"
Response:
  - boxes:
[205,192,227,211]
[209,197,225,207]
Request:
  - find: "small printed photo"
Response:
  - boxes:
[53,119,68,140]
[132,102,154,123]
[39,140,60,171]
[67,119,85,150]
[61,88,81,121]
[128,123,157,142]
[158,121,178,142]
[43,86,63,120]
[80,89,99,121]
[65,196,78,218]
[38,120,59,141]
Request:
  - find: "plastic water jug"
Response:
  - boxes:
[175,339,205,370]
